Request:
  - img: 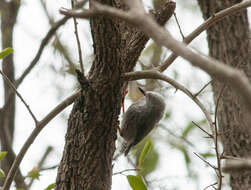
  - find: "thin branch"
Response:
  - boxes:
[15,16,70,88]
[193,152,217,171]
[71,0,84,73]
[113,168,140,176]
[60,0,251,113]
[160,125,195,147]
[0,70,38,124]
[193,80,212,97]
[123,70,214,133]
[27,146,53,188]
[40,165,58,171]
[173,12,185,40]
[2,92,80,190]
[16,0,88,88]
[192,121,213,138]
[40,0,76,70]
[157,0,251,71]
[204,182,218,190]
[214,85,226,190]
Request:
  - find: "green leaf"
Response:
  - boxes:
[200,152,215,158]
[170,142,191,166]
[164,111,171,119]
[44,183,56,190]
[140,146,159,176]
[0,168,5,178]
[0,48,13,59]
[182,122,195,138]
[127,175,147,190]
[0,151,7,161]
[138,140,152,167]
[27,167,40,180]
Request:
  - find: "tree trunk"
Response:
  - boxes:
[0,1,26,189]
[55,0,175,189]
[197,1,251,189]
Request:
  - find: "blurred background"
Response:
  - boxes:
[0,0,250,189]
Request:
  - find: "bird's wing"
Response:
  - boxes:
[120,99,146,142]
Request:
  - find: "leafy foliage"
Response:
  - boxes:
[0,168,5,178]
[44,183,56,190]
[0,48,13,59]
[0,151,7,161]
[0,151,8,178]
[127,175,147,190]
[138,140,152,168]
[27,167,40,180]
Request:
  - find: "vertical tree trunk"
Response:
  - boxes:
[55,1,175,189]
[197,1,251,189]
[0,1,26,189]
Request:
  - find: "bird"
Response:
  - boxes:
[120,87,166,155]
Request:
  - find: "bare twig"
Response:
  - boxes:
[16,0,88,88]
[193,80,212,97]
[193,152,217,171]
[214,85,226,190]
[157,0,251,71]
[15,16,70,88]
[60,0,251,113]
[40,165,58,171]
[3,92,80,190]
[173,12,185,40]
[160,125,195,147]
[204,182,218,190]
[113,168,140,176]
[192,121,213,138]
[27,146,53,188]
[0,70,38,124]
[123,70,214,133]
[71,0,84,73]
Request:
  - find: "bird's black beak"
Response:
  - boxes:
[138,87,146,96]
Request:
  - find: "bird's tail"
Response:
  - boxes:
[113,141,130,160]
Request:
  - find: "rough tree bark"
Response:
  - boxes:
[55,0,175,189]
[197,1,251,189]
[0,1,26,189]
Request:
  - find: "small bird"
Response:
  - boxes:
[120,87,166,155]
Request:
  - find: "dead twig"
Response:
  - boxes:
[123,70,215,135]
[71,0,84,73]
[3,92,80,190]
[192,121,213,138]
[60,0,251,113]
[193,80,212,97]
[0,70,38,124]
[27,146,53,188]
[193,152,217,171]
[157,1,251,71]
[113,168,140,176]
[173,12,185,40]
[204,182,218,190]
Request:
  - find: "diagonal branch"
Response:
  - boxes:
[123,70,214,134]
[0,70,38,124]
[71,0,84,73]
[16,0,88,88]
[2,92,80,190]
[122,1,176,72]
[15,16,70,88]
[59,0,251,113]
[157,0,251,71]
